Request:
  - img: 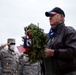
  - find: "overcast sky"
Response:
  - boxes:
[0,0,76,52]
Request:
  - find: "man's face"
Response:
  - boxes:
[8,43,15,51]
[49,12,64,28]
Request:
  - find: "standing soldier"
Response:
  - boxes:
[19,51,41,75]
[19,52,30,75]
[0,38,19,75]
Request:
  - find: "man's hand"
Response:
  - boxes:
[45,48,54,57]
[0,43,11,49]
[7,42,11,46]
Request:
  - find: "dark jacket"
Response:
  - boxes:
[45,23,76,75]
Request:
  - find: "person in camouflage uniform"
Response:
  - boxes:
[19,52,30,75]
[19,52,41,75]
[0,38,19,75]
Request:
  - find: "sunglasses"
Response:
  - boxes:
[10,43,15,45]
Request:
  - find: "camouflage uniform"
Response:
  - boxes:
[19,54,41,75]
[0,38,19,75]
[19,54,30,75]
[0,49,19,75]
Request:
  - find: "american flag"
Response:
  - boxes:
[17,45,29,54]
[17,45,25,53]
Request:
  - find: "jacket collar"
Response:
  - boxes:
[55,22,65,34]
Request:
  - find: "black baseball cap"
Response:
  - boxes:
[45,7,65,17]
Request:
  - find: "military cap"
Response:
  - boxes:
[7,38,15,44]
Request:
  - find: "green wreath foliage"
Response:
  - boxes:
[24,23,48,63]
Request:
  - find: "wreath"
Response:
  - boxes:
[22,23,48,63]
